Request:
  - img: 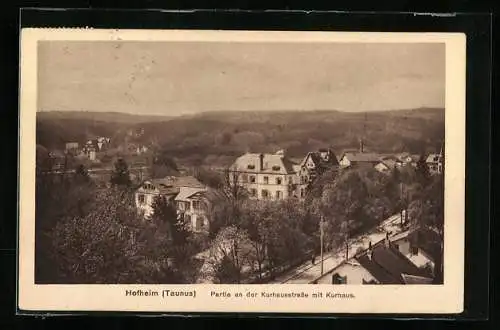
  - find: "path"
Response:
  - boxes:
[268,213,404,284]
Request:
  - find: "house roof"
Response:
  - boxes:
[153,175,205,189]
[410,228,442,263]
[174,186,207,202]
[140,176,205,195]
[426,154,442,163]
[378,159,397,170]
[353,238,433,284]
[401,274,434,284]
[341,152,386,163]
[301,149,339,168]
[231,152,296,174]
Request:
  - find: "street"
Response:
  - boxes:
[268,213,405,284]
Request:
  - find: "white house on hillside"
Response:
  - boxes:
[135,175,205,219]
[228,151,298,200]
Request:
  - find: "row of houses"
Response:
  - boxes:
[65,137,112,161]
[227,148,443,202]
[134,147,443,232]
[315,228,441,285]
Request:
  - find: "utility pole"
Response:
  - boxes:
[400,183,404,226]
[320,215,324,276]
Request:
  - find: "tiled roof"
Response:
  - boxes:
[302,149,339,168]
[379,159,397,170]
[153,176,205,189]
[231,152,296,174]
[342,152,386,163]
[355,240,432,284]
[426,154,442,163]
[411,228,442,263]
[174,187,207,202]
[401,274,434,284]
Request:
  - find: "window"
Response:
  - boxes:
[411,245,419,255]
[250,176,256,183]
[300,188,305,198]
[332,273,347,284]
[250,188,257,197]
[394,243,399,251]
[276,191,283,199]
[138,194,146,204]
[301,176,308,184]
[192,201,202,210]
[247,164,255,170]
[241,174,248,183]
[263,176,269,184]
[195,216,204,231]
[272,166,281,171]
[276,177,282,185]
[262,190,269,199]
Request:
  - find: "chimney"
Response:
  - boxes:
[385,232,390,248]
[259,154,264,171]
[367,241,373,260]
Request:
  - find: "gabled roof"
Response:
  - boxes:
[426,154,442,163]
[341,152,386,163]
[174,186,207,202]
[301,149,339,168]
[355,241,432,284]
[153,175,205,189]
[231,152,296,174]
[401,274,434,284]
[377,159,397,170]
[139,176,205,195]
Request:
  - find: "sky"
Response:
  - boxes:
[37,41,445,116]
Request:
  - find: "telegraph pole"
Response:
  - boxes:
[320,215,324,276]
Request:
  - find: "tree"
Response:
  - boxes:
[48,188,185,284]
[206,225,252,284]
[150,150,179,178]
[206,169,248,238]
[416,155,430,185]
[74,164,90,184]
[194,168,224,189]
[110,158,131,186]
[150,195,189,247]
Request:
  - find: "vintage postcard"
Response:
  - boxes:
[18,28,466,314]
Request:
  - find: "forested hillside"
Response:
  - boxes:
[36,108,444,167]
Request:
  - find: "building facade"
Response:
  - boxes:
[174,187,211,232]
[426,153,443,175]
[315,232,434,285]
[228,151,298,200]
[135,175,207,226]
[296,148,339,199]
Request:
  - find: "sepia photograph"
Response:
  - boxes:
[18,29,465,313]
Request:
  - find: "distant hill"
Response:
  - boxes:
[36,108,444,167]
[37,111,172,124]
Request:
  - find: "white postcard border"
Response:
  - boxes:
[18,28,466,314]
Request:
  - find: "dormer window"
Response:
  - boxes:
[247,164,255,170]
[272,166,281,171]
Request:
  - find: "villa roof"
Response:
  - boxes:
[174,186,207,202]
[342,152,387,163]
[355,241,432,284]
[426,154,442,163]
[231,152,296,174]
